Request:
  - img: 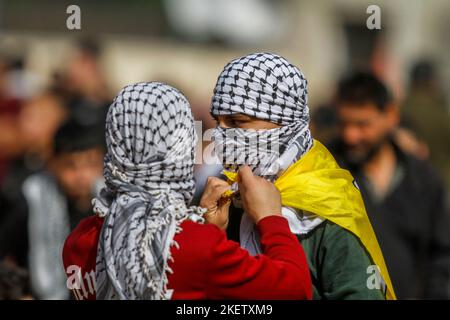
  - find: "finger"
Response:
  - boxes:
[200,183,231,207]
[218,196,232,208]
[212,184,231,198]
[205,176,229,188]
[202,177,228,198]
[254,175,271,186]
[237,165,254,185]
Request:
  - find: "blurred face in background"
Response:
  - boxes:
[0,61,23,160]
[49,147,103,205]
[336,102,399,165]
[66,48,109,103]
[0,107,22,160]
[19,94,67,158]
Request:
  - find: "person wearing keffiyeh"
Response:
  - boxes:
[207,52,395,300]
[61,81,313,300]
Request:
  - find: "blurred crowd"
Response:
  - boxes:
[0,37,449,300]
[0,40,108,299]
[313,71,450,299]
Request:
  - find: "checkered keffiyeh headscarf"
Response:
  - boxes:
[211,53,323,256]
[211,52,313,177]
[94,82,205,300]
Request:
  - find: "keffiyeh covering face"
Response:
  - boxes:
[211,53,322,255]
[211,52,313,178]
[94,82,205,300]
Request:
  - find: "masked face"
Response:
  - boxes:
[212,126,282,175]
[210,53,314,177]
[212,115,310,177]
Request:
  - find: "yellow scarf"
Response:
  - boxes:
[223,139,396,300]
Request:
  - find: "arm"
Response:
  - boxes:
[424,177,450,299]
[206,215,312,300]
[318,222,385,300]
[0,196,29,266]
[201,166,311,299]
[62,215,104,300]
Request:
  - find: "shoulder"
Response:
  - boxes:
[313,221,375,274]
[282,207,325,235]
[404,152,443,185]
[62,215,104,270]
[174,220,227,254]
[65,215,104,245]
[179,220,225,239]
[301,220,369,260]
[22,172,53,192]
[321,221,365,250]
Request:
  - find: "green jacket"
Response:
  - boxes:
[228,205,385,300]
[297,220,385,300]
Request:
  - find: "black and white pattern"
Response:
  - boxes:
[210,53,322,255]
[211,52,309,126]
[212,126,282,175]
[94,82,205,300]
[211,52,313,178]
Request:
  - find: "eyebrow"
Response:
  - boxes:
[230,113,252,120]
[213,113,253,121]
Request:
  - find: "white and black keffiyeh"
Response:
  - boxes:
[94,82,205,300]
[211,53,323,254]
[211,52,313,178]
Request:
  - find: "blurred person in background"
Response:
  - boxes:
[0,56,23,185]
[64,38,111,106]
[51,39,110,142]
[0,57,24,258]
[401,60,450,191]
[310,104,338,147]
[0,120,104,299]
[0,51,45,187]
[0,261,33,300]
[0,90,68,268]
[18,91,69,170]
[329,72,450,299]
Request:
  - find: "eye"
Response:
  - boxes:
[211,116,219,125]
[230,118,248,127]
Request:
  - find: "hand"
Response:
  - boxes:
[199,177,231,230]
[238,165,282,224]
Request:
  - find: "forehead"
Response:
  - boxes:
[56,148,103,161]
[337,102,383,118]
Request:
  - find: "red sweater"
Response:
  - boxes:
[62,215,312,300]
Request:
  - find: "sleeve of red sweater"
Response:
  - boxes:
[62,216,104,300]
[205,215,312,300]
